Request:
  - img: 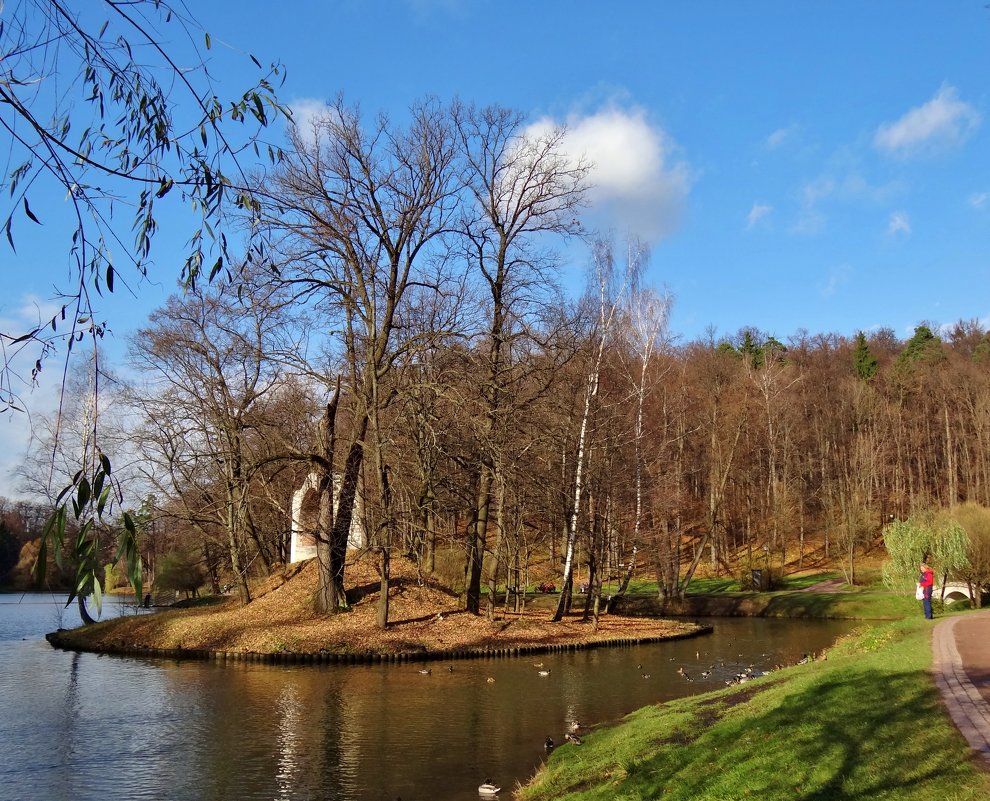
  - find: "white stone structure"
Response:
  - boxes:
[290,471,365,563]
[939,582,977,602]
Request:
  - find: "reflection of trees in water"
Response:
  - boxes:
[193,669,291,798]
[53,651,83,794]
[315,679,349,801]
[193,667,357,801]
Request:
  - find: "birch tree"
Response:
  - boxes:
[552,236,638,622]
[613,283,672,601]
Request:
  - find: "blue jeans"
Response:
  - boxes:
[923,594,933,619]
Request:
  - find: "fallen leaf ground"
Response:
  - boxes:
[53,554,701,656]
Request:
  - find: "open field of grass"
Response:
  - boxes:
[522,616,990,801]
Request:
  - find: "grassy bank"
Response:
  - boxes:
[521,616,989,801]
[610,589,921,620]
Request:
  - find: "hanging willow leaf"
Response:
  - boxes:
[23,197,41,224]
[90,573,103,616]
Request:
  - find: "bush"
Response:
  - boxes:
[153,550,206,598]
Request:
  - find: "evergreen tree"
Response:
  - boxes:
[740,329,764,369]
[853,331,878,381]
[896,325,944,367]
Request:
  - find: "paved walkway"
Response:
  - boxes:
[932,609,990,764]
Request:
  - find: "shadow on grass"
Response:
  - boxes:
[602,668,978,801]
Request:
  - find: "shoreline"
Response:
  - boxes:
[519,615,990,801]
[35,557,920,664]
[36,558,716,662]
[44,621,713,664]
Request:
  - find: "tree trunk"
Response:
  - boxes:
[374,419,393,630]
[227,518,251,604]
[466,465,492,615]
[312,391,341,613]
[315,415,368,614]
[553,374,594,622]
[486,475,507,621]
[377,547,390,630]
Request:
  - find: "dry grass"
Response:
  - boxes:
[59,553,700,656]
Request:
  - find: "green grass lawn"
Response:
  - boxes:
[521,616,989,801]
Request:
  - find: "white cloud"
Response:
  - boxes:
[887,212,911,236]
[767,124,798,150]
[969,192,989,210]
[528,105,691,242]
[791,171,902,236]
[285,98,336,145]
[746,203,772,229]
[792,211,825,236]
[874,84,980,157]
[790,177,835,235]
[0,293,62,335]
[802,177,837,207]
[819,264,851,298]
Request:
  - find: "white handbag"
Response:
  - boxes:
[915,584,925,600]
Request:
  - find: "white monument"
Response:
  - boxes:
[290,471,365,563]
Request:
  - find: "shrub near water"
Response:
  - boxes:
[522,618,989,801]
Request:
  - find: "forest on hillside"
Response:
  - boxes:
[14,287,990,617]
[7,98,990,623]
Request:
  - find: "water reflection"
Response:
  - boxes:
[0,597,857,801]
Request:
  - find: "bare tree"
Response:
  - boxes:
[453,102,587,616]
[613,283,672,601]
[260,97,460,620]
[128,274,294,603]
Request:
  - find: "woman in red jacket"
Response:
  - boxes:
[919,562,934,620]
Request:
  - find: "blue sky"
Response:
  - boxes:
[2,0,990,492]
[201,0,989,342]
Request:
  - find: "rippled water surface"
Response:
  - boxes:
[0,593,857,801]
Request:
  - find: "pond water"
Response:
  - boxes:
[0,592,858,801]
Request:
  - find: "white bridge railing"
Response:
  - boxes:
[938,581,974,601]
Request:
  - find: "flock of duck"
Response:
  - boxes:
[409,649,822,797]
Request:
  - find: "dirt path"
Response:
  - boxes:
[802,579,847,593]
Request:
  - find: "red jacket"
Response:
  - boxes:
[919,568,934,597]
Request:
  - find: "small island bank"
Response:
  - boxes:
[44,558,710,662]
